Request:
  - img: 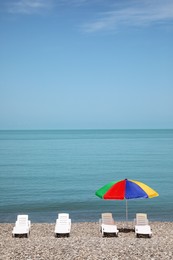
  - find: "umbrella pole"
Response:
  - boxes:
[126,199,128,226]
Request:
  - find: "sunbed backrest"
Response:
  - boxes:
[102,213,114,225]
[17,215,28,226]
[102,213,112,218]
[136,213,148,225]
[58,213,69,225]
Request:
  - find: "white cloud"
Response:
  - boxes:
[82,0,173,32]
[5,0,93,15]
[5,0,173,30]
[7,0,53,14]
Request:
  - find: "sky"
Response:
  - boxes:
[0,0,173,130]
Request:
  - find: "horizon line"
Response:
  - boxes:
[0,128,172,131]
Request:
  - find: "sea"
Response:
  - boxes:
[0,129,173,223]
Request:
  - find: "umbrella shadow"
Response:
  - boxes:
[119,227,135,233]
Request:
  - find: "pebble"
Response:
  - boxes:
[0,222,173,259]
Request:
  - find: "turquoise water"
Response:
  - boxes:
[0,129,173,223]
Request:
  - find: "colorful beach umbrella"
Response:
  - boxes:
[95,179,159,222]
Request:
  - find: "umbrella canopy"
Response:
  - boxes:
[96,179,159,200]
[95,179,159,222]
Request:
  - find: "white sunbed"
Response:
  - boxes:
[12,215,31,238]
[99,213,119,237]
[54,213,71,237]
[134,213,152,238]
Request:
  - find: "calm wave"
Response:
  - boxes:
[0,129,173,222]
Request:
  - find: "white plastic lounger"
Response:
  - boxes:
[100,213,119,237]
[54,213,71,237]
[134,213,152,238]
[12,215,31,238]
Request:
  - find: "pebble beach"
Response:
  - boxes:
[0,222,173,260]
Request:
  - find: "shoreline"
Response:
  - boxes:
[1,222,173,259]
